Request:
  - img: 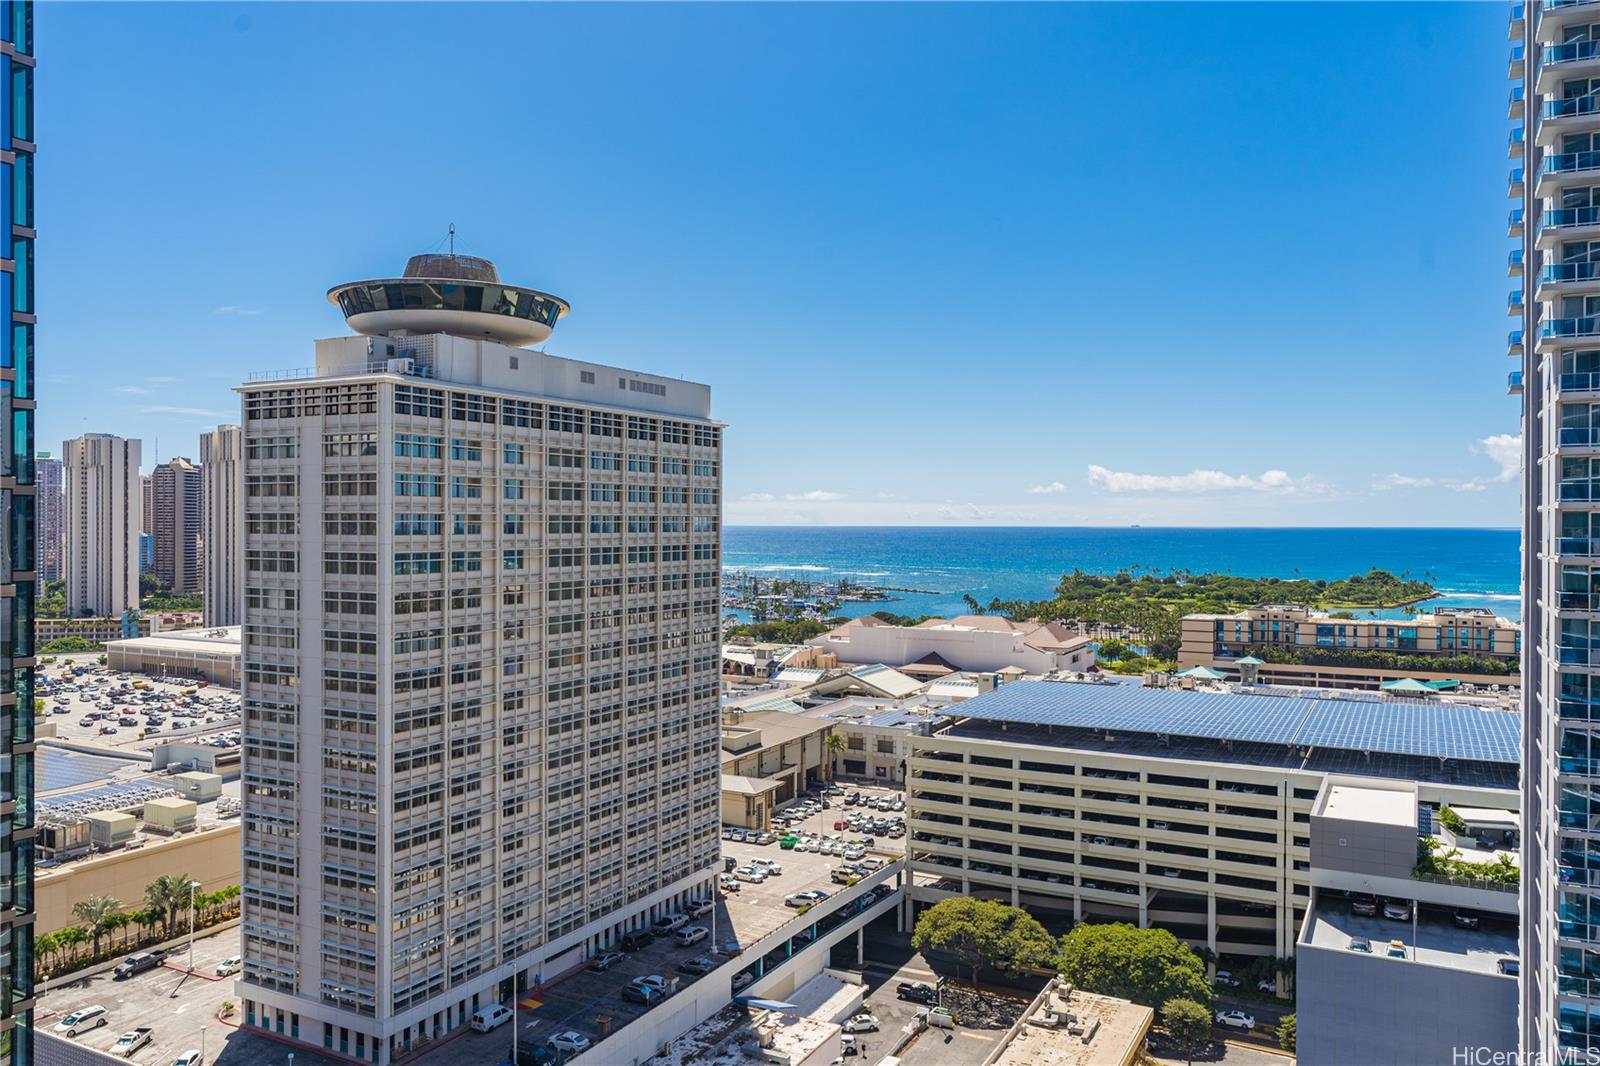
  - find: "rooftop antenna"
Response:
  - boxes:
[448,223,456,257]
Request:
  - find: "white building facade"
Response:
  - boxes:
[234,253,724,1063]
[200,424,243,626]
[62,432,141,618]
[35,452,60,584]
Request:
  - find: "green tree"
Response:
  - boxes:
[56,925,88,965]
[1095,638,1128,662]
[1160,998,1212,1065]
[145,873,195,940]
[1056,923,1212,1010]
[70,895,121,958]
[910,898,1056,1001]
[1278,1013,1297,1052]
[40,636,101,654]
[824,732,848,779]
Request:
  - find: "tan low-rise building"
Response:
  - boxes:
[35,821,239,935]
[1179,604,1520,690]
[720,703,837,827]
[104,625,241,687]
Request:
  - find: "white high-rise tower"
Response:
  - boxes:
[235,252,723,1063]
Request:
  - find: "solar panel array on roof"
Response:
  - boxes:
[952,680,1520,764]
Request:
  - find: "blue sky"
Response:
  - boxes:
[39,3,1517,526]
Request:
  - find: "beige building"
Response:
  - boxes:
[200,424,243,626]
[905,680,1519,972]
[813,614,1095,675]
[63,433,142,618]
[105,625,241,686]
[1178,604,1521,690]
[720,703,836,826]
[34,815,239,935]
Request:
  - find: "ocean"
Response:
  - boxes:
[722,526,1522,622]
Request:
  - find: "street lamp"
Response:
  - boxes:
[187,879,200,975]
[199,1025,206,1065]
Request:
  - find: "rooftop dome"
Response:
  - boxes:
[328,252,568,347]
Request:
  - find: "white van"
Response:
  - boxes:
[469,1004,513,1032]
[675,924,709,947]
[53,1005,108,1036]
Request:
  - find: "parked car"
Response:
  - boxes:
[621,931,653,951]
[1382,900,1413,921]
[734,867,766,883]
[114,951,164,979]
[621,983,663,1006]
[898,980,937,1004]
[1257,978,1276,993]
[653,913,689,935]
[718,874,740,892]
[110,1029,154,1057]
[1213,969,1241,988]
[686,898,714,918]
[732,971,755,991]
[784,892,813,908]
[843,1013,879,1033]
[214,955,241,977]
[1350,896,1378,917]
[1348,936,1372,953]
[548,1031,591,1054]
[52,1005,108,1037]
[588,951,626,973]
[1454,911,1481,929]
[752,858,782,875]
[1214,1010,1255,1031]
[677,955,718,976]
[171,1052,203,1066]
[675,925,709,947]
[1385,940,1407,959]
[469,1004,514,1032]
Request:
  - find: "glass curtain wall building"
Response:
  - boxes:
[0,2,34,1064]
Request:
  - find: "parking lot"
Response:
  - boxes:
[36,926,346,1066]
[37,653,240,756]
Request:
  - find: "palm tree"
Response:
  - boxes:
[56,925,88,967]
[35,930,59,973]
[823,732,848,781]
[145,873,194,940]
[71,895,121,958]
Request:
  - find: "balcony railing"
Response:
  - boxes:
[1560,590,1600,610]
[1560,536,1600,555]
[1546,207,1600,233]
[1558,646,1600,666]
[1512,166,1526,195]
[1511,290,1525,311]
[1546,40,1600,67]
[1561,372,1600,391]
[1560,428,1600,446]
[1512,207,1526,235]
[1412,870,1518,894]
[1512,248,1525,271]
[1559,974,1600,999]
[1545,262,1600,286]
[1549,0,1600,10]
[1511,328,1525,352]
[1543,316,1600,340]
[1548,96,1600,121]
[1544,151,1600,179]
[1511,370,1526,394]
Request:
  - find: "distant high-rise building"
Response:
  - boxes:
[3,5,36,1061]
[64,434,141,618]
[36,452,61,583]
[200,425,242,626]
[236,251,723,1063]
[140,473,152,551]
[151,456,201,595]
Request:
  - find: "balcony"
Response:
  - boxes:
[1559,974,1600,1001]
[1511,289,1525,314]
[1511,247,1525,276]
[1560,370,1600,394]
[1540,152,1600,197]
[1512,125,1526,159]
[1538,315,1600,351]
[1558,426,1600,448]
[1559,536,1600,556]
[1540,40,1600,94]
[1511,165,1526,198]
[1542,0,1600,43]
[1540,260,1600,298]
[1513,2,1526,39]
[1512,84,1527,121]
[1541,93,1600,145]
[1511,328,1525,355]
[1515,43,1528,83]
[1511,207,1526,238]
[1511,370,1525,395]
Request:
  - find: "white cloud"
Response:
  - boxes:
[1381,433,1521,493]
[114,385,151,396]
[739,492,776,502]
[1086,464,1316,494]
[1475,433,1521,482]
[784,490,845,502]
[1026,481,1066,495]
[136,404,233,419]
[937,503,997,521]
[213,305,261,317]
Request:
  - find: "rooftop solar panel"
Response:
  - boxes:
[953,680,1520,765]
